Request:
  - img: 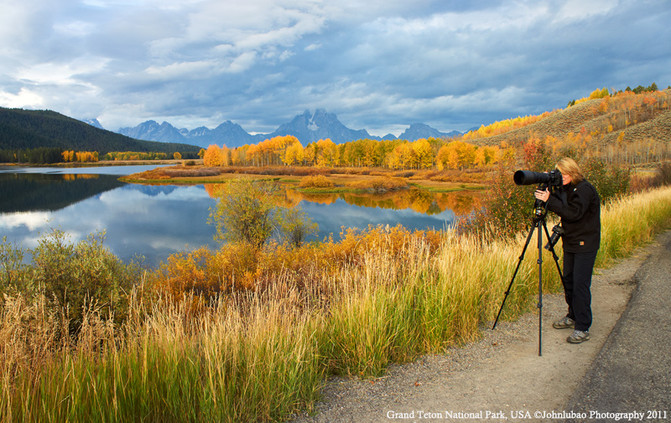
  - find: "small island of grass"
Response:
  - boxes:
[120,163,487,194]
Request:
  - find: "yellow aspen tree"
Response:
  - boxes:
[411,138,434,169]
[316,138,338,167]
[283,141,304,166]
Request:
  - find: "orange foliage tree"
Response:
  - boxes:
[203,144,230,166]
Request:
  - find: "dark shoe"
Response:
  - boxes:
[567,330,590,344]
[553,316,575,329]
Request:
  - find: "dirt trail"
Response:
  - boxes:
[291,234,666,423]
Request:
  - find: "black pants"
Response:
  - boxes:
[562,250,598,332]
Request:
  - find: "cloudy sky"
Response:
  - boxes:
[1,0,669,136]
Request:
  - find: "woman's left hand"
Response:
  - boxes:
[534,188,550,202]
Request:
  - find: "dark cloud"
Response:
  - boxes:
[1,0,669,136]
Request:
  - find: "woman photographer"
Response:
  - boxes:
[534,158,600,344]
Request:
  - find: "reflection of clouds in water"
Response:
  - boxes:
[93,185,218,264]
[0,211,50,231]
[1,184,219,266]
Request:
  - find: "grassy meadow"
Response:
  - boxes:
[1,185,671,421]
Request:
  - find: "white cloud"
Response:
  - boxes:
[0,88,44,108]
[17,57,108,86]
[0,0,669,133]
[554,0,618,23]
[53,20,96,37]
[145,60,217,80]
[227,51,258,73]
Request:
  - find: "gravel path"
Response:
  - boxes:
[566,231,671,422]
[291,233,667,423]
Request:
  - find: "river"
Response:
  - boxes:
[0,165,480,266]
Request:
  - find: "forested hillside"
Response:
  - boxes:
[0,108,200,156]
[465,88,671,165]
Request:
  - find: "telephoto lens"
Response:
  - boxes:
[513,169,562,187]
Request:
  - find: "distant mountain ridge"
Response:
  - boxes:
[0,107,200,154]
[117,109,460,148]
[399,123,461,141]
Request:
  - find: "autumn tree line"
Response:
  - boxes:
[0,148,193,164]
[203,137,509,171]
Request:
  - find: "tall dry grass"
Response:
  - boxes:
[1,186,670,421]
[598,186,671,265]
[1,290,323,422]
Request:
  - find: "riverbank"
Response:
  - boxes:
[0,158,189,168]
[119,164,488,192]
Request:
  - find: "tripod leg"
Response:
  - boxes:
[537,219,543,357]
[492,224,536,330]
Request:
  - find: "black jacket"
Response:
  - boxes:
[546,180,601,253]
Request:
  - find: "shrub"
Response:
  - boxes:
[210,178,319,250]
[0,237,30,302]
[652,162,671,187]
[347,176,408,192]
[299,174,335,189]
[152,247,218,300]
[458,163,534,239]
[583,158,630,202]
[31,230,137,332]
[209,179,280,248]
[276,207,319,248]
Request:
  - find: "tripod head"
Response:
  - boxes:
[533,180,561,219]
[534,184,550,219]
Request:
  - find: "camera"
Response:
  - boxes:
[513,169,562,187]
[544,224,564,250]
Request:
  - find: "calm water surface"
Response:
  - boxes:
[0,165,479,266]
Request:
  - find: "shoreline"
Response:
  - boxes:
[0,159,188,168]
[118,164,488,193]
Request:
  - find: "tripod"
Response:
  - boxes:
[492,199,563,356]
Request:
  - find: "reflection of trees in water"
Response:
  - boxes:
[290,186,481,215]
[203,182,483,216]
[0,173,124,213]
[203,183,225,198]
[434,191,482,215]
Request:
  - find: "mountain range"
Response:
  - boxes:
[0,107,200,155]
[116,109,461,148]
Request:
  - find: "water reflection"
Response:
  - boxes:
[0,173,124,212]
[1,167,481,266]
[0,164,170,175]
[203,183,482,216]
[300,198,457,240]
[284,189,482,216]
[202,183,482,244]
[1,182,218,266]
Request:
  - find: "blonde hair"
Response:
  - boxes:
[556,158,584,184]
